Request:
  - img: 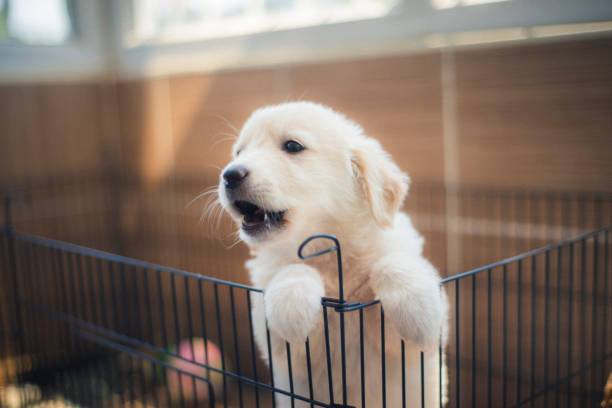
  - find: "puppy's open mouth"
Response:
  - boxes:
[234,200,286,234]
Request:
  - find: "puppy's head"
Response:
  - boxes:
[218,102,409,248]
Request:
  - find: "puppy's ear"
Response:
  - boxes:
[351,138,409,229]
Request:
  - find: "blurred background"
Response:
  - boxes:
[1,0,612,406]
[1,0,611,277]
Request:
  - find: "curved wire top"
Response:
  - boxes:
[298,234,345,303]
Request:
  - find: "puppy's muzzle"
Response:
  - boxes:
[223,165,249,190]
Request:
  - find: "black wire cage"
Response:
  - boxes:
[1,186,611,408]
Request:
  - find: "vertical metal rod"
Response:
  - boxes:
[96,259,108,328]
[95,258,114,406]
[381,306,387,408]
[340,308,347,407]
[198,281,210,381]
[53,246,70,406]
[543,250,550,407]
[555,246,562,407]
[229,287,243,406]
[360,308,366,408]
[21,243,35,380]
[323,305,334,405]
[141,268,159,407]
[0,238,11,385]
[567,242,574,408]
[305,338,314,408]
[503,264,508,408]
[107,262,121,334]
[439,336,443,408]
[602,232,609,396]
[286,342,295,408]
[455,280,460,408]
[7,227,25,406]
[183,276,198,406]
[33,245,52,372]
[402,340,406,408]
[421,351,425,408]
[517,259,522,402]
[107,262,126,406]
[142,268,160,407]
[132,267,150,405]
[265,322,276,406]
[57,250,76,354]
[487,268,492,408]
[471,274,476,408]
[213,283,228,408]
[66,252,85,404]
[118,263,136,405]
[156,269,171,407]
[246,292,261,408]
[530,256,536,408]
[336,242,344,303]
[439,284,443,408]
[78,259,97,408]
[579,239,586,401]
[76,255,92,332]
[591,233,599,405]
[156,270,169,347]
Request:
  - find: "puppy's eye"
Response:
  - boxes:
[283,140,305,154]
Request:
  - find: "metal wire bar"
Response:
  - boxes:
[12,230,262,293]
[305,337,314,408]
[455,279,460,408]
[286,342,295,408]
[440,226,611,283]
[2,204,610,408]
[323,305,335,405]
[381,306,386,408]
[214,283,228,408]
[246,291,261,408]
[230,287,244,406]
[402,340,406,408]
[265,322,276,407]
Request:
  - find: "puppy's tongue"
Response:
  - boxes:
[244,208,266,226]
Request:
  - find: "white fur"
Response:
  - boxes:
[218,102,449,407]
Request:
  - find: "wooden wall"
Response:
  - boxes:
[108,36,612,278]
[114,37,612,193]
[0,35,611,270]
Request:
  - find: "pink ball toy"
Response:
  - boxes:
[166,338,224,403]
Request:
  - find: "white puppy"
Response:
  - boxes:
[218,102,448,407]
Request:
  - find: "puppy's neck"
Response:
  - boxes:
[247,215,386,287]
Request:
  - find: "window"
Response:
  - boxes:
[0,0,74,45]
[0,1,105,82]
[430,0,510,10]
[127,0,400,45]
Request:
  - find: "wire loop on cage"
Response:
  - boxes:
[299,234,381,313]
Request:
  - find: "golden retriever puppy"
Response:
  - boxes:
[218,102,448,407]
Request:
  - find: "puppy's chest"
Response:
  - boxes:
[306,256,374,303]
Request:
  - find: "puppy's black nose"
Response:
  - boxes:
[223,165,249,189]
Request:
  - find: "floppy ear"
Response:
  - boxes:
[351,138,409,229]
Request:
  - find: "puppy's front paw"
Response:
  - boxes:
[264,264,324,343]
[381,289,444,346]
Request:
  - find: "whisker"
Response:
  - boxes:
[212,136,239,149]
[186,186,218,209]
[214,132,238,140]
[225,232,242,250]
[214,114,240,135]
